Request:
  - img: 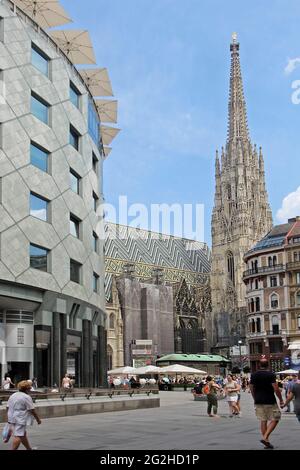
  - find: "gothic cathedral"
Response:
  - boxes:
[210,34,273,354]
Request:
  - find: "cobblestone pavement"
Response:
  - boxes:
[0,391,299,450]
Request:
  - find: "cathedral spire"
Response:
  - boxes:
[227,33,250,143]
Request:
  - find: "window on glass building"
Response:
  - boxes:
[70,125,80,151]
[70,82,80,108]
[93,232,98,253]
[31,44,49,76]
[30,193,48,221]
[30,244,48,272]
[70,259,81,284]
[70,169,81,195]
[30,142,49,172]
[93,272,99,293]
[70,214,80,238]
[31,93,49,124]
[88,99,100,145]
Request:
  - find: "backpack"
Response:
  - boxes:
[203,383,211,395]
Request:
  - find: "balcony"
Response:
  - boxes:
[286,260,300,271]
[266,330,282,336]
[247,331,266,338]
[243,264,285,279]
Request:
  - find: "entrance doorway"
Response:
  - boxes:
[9,362,30,385]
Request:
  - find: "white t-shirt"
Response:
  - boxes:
[7,392,34,425]
[2,378,11,390]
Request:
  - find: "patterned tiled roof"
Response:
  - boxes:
[104,223,211,299]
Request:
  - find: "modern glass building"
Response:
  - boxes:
[0,0,110,387]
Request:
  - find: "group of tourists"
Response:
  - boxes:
[193,373,245,418]
[193,359,300,449]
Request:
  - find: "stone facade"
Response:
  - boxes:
[211,34,273,354]
[0,1,107,387]
[243,217,300,372]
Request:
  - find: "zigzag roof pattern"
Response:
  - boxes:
[104,223,211,300]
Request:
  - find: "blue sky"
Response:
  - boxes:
[61,0,300,245]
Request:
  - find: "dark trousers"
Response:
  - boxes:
[207,394,218,415]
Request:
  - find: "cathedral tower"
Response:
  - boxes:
[210,33,273,354]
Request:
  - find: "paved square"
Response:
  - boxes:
[0,391,298,450]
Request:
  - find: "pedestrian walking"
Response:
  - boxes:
[250,359,284,449]
[282,371,300,423]
[224,374,240,416]
[204,376,221,418]
[5,380,41,450]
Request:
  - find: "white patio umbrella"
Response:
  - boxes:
[79,68,113,97]
[103,146,112,158]
[133,365,161,375]
[277,369,299,375]
[100,125,120,145]
[95,99,118,123]
[13,0,72,29]
[107,366,137,375]
[159,364,207,375]
[49,30,96,64]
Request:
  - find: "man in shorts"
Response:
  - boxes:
[6,380,41,450]
[250,359,284,449]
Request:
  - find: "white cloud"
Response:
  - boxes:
[276,186,300,222]
[284,57,300,75]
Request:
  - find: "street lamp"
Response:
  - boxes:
[238,340,242,373]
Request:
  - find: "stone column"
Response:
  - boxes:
[53,312,61,387]
[89,321,93,387]
[60,314,67,377]
[98,325,107,387]
[82,319,90,387]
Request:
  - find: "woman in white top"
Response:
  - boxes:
[6,380,41,450]
[2,374,13,390]
[224,374,240,416]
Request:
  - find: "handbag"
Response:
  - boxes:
[2,423,13,443]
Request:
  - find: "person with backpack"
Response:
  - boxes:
[204,376,221,418]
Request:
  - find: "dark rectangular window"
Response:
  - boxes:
[70,259,81,284]
[70,169,80,195]
[70,82,80,108]
[31,93,49,124]
[93,272,99,293]
[93,232,98,252]
[30,193,48,221]
[70,214,80,238]
[93,192,98,212]
[31,44,49,76]
[269,339,283,353]
[88,99,100,145]
[70,126,79,151]
[270,276,277,287]
[92,152,98,173]
[30,244,48,272]
[30,142,48,172]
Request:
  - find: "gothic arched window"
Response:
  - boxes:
[107,345,113,371]
[227,251,235,285]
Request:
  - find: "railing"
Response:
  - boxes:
[247,331,266,338]
[286,261,300,270]
[243,264,285,278]
[266,330,282,336]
